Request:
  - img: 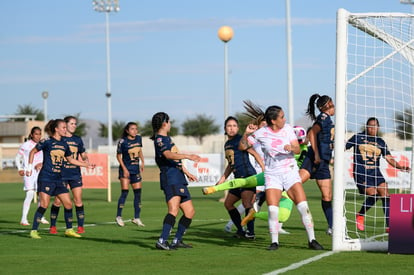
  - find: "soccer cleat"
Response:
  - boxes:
[244,231,256,240]
[233,230,246,239]
[170,240,193,249]
[308,239,324,250]
[267,242,279,250]
[20,221,30,226]
[65,228,82,238]
[131,218,145,227]
[116,216,125,227]
[202,186,216,195]
[49,226,58,234]
[356,214,365,231]
[241,208,256,226]
[326,227,333,236]
[40,217,49,224]
[30,230,41,239]
[155,241,170,250]
[76,226,85,234]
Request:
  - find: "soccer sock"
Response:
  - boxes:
[382,197,390,227]
[116,190,129,217]
[236,203,245,215]
[133,188,142,219]
[31,207,46,230]
[22,190,35,222]
[75,205,85,227]
[321,200,333,228]
[160,213,176,242]
[64,208,73,229]
[359,195,377,216]
[268,205,279,243]
[50,204,60,227]
[256,191,266,209]
[173,215,192,243]
[254,211,268,221]
[245,207,255,234]
[228,208,243,233]
[297,201,315,241]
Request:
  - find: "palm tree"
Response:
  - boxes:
[14,104,44,121]
[182,114,220,144]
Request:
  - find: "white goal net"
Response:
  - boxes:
[333,8,414,251]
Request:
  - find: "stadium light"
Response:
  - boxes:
[41,91,48,122]
[92,0,120,148]
[218,26,234,124]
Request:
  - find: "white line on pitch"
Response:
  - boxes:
[263,251,337,275]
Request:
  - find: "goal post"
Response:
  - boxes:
[333,8,414,251]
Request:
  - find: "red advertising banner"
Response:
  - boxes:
[81,153,109,189]
[389,194,414,254]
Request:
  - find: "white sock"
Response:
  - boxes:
[236,203,245,214]
[296,201,315,241]
[21,190,35,222]
[268,205,279,243]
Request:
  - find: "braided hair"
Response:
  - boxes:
[306,93,332,121]
[150,112,169,140]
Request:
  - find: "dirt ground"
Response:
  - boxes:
[0,166,160,184]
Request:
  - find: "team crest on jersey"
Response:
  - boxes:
[156,137,163,147]
[321,113,328,120]
[45,187,50,192]
[180,188,185,193]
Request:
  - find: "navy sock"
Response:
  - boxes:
[64,208,73,229]
[76,205,84,227]
[174,215,192,243]
[359,195,377,216]
[117,190,129,217]
[160,213,176,242]
[50,204,60,227]
[228,208,243,233]
[133,189,142,219]
[32,207,46,230]
[321,200,333,228]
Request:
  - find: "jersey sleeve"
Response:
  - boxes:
[345,134,356,150]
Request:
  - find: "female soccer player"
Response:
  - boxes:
[299,93,335,235]
[243,105,323,250]
[151,112,201,250]
[345,117,410,232]
[115,122,145,227]
[49,116,90,234]
[15,126,48,226]
[216,116,264,240]
[27,119,94,239]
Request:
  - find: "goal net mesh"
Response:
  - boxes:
[334,9,414,251]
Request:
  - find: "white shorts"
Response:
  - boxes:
[23,170,39,191]
[264,166,301,191]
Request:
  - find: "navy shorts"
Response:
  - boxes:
[38,180,69,197]
[229,187,256,198]
[162,183,192,203]
[63,179,83,189]
[354,174,386,194]
[301,157,331,180]
[118,169,142,183]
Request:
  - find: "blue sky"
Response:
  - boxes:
[0,0,411,130]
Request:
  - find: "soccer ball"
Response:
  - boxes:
[293,126,306,144]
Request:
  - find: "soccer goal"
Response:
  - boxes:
[333,8,414,251]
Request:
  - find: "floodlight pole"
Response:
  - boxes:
[286,0,294,125]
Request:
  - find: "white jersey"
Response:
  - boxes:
[16,140,43,170]
[249,141,264,174]
[248,124,298,175]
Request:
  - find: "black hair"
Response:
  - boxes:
[224,116,239,135]
[150,112,169,140]
[306,93,332,121]
[28,126,42,141]
[122,122,138,138]
[44,119,65,137]
[264,105,283,126]
[243,100,265,126]
[366,117,380,127]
